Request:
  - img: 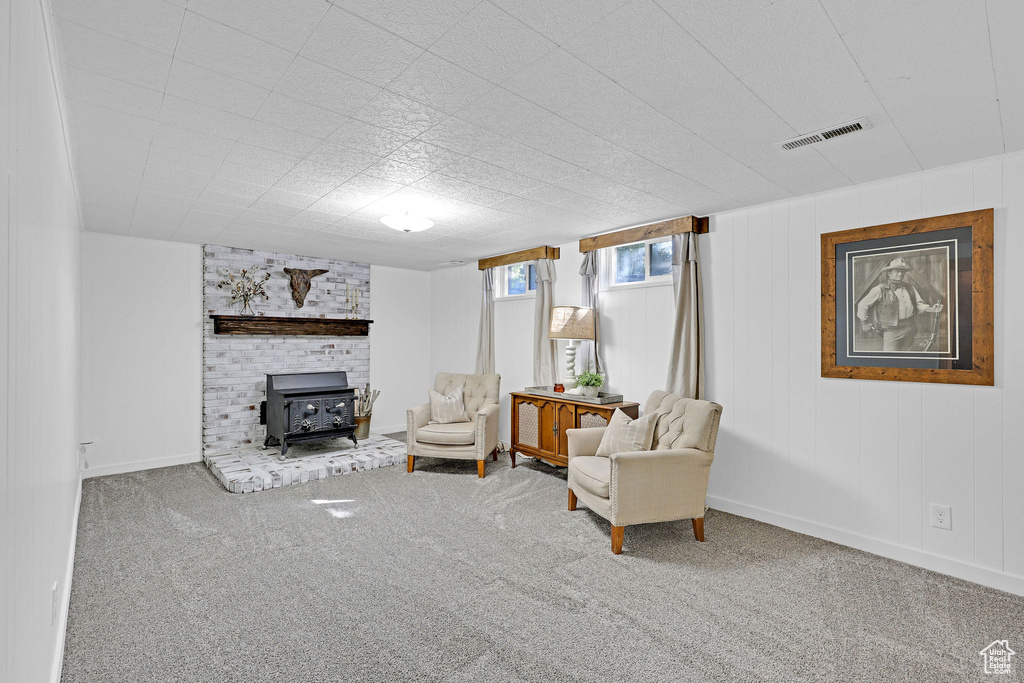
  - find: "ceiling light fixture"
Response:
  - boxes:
[380,212,434,233]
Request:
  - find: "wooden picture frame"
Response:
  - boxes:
[821,208,993,385]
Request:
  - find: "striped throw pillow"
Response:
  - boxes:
[595,408,657,457]
[428,386,470,424]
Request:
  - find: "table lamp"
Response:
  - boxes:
[548,306,596,389]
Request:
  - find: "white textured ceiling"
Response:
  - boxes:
[53,0,1022,270]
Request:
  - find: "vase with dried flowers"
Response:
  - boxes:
[218,265,272,315]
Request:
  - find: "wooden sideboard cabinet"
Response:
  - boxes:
[509,391,640,468]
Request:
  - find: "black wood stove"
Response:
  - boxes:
[263,371,357,455]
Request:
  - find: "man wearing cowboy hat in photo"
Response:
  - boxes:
[856,256,944,352]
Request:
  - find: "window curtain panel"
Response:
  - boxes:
[666,232,705,399]
[475,268,495,374]
[533,259,558,386]
[577,251,603,374]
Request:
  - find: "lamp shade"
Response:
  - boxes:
[549,306,595,340]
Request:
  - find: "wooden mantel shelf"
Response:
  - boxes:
[210,315,373,336]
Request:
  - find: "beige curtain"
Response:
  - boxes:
[666,233,705,399]
[577,251,603,374]
[475,268,494,374]
[533,259,558,386]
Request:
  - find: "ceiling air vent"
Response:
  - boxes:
[776,118,872,151]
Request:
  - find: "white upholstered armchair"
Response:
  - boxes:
[566,390,723,554]
[406,372,502,478]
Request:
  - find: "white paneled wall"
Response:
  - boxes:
[705,152,1024,594]
[80,233,203,476]
[429,152,1024,594]
[368,265,431,433]
[2,0,83,680]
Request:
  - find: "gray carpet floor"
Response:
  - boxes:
[62,439,1024,682]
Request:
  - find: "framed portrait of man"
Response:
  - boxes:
[821,209,993,385]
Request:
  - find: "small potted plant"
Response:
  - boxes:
[575,371,604,398]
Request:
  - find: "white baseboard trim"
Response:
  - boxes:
[370,424,405,436]
[52,476,82,683]
[81,452,202,479]
[706,495,1024,597]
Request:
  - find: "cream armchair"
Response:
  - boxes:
[406,372,501,478]
[566,390,723,554]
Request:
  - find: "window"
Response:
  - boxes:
[496,262,537,298]
[601,238,674,288]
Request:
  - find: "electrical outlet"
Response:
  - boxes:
[51,581,59,626]
[930,503,952,530]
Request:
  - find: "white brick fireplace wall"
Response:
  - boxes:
[203,245,370,452]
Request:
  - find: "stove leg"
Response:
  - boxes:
[281,440,289,457]
[350,435,358,446]
[264,434,272,448]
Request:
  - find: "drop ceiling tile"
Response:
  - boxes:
[76,144,148,180]
[61,66,164,120]
[214,163,292,186]
[560,86,652,138]
[151,122,237,160]
[191,198,248,216]
[165,60,271,118]
[224,142,304,173]
[489,0,626,44]
[988,0,1024,151]
[198,190,255,209]
[564,0,695,82]
[175,12,295,90]
[501,48,620,114]
[384,140,461,173]
[304,140,380,166]
[147,145,225,175]
[328,118,417,156]
[246,201,304,219]
[51,0,184,55]
[438,157,544,195]
[187,0,327,52]
[625,169,733,211]
[428,2,557,83]
[330,0,477,49]
[253,93,349,139]
[520,184,614,216]
[812,118,922,184]
[362,158,432,184]
[301,6,424,87]
[135,189,194,211]
[158,96,252,140]
[143,164,216,189]
[308,174,404,215]
[655,0,775,40]
[353,92,446,138]
[140,178,205,201]
[455,88,557,141]
[620,46,796,155]
[272,174,342,198]
[469,138,580,183]
[727,142,851,196]
[67,100,156,143]
[835,0,1002,167]
[55,18,172,91]
[273,57,381,117]
[206,177,272,199]
[238,120,322,158]
[700,0,885,134]
[386,52,496,116]
[416,118,505,155]
[410,174,516,208]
